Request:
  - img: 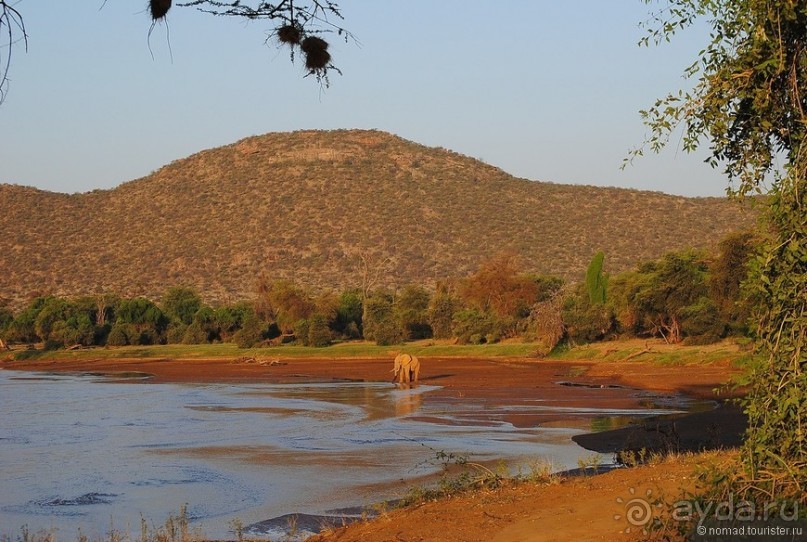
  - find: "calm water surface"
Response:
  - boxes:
[0,369,699,539]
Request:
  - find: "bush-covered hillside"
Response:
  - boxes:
[0,129,756,309]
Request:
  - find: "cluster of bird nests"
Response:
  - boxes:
[277,24,331,72]
[147,2,332,74]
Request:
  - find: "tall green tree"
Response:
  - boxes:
[161,286,203,326]
[626,250,717,343]
[394,285,432,340]
[428,283,460,340]
[585,251,608,305]
[636,0,807,501]
[709,231,758,332]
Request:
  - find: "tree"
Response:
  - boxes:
[634,0,806,503]
[459,252,539,321]
[585,252,608,305]
[115,297,167,344]
[623,250,715,343]
[451,308,499,344]
[161,286,203,326]
[427,282,460,340]
[362,293,402,346]
[334,289,363,338]
[257,278,316,335]
[394,284,432,340]
[0,304,13,345]
[306,313,332,347]
[0,1,352,106]
[708,231,757,332]
[561,285,614,345]
[232,308,266,348]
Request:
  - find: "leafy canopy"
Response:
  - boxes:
[635,0,806,503]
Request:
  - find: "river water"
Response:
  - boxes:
[0,369,700,539]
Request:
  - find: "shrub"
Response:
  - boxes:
[371,318,404,346]
[362,294,398,344]
[182,322,207,344]
[427,289,458,339]
[395,285,432,340]
[107,323,132,346]
[307,314,332,347]
[166,324,188,344]
[562,288,614,345]
[334,290,363,337]
[233,315,265,349]
[294,319,310,345]
[161,286,202,326]
[452,309,499,344]
[523,295,564,355]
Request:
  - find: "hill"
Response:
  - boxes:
[0,129,756,309]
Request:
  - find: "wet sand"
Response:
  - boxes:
[3,354,744,445]
[3,354,746,541]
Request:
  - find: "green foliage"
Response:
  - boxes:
[427,283,459,339]
[530,274,565,303]
[233,316,265,348]
[621,250,715,343]
[107,323,133,346]
[395,284,432,340]
[636,0,807,504]
[362,294,403,345]
[0,305,13,336]
[165,323,188,344]
[116,298,167,329]
[161,286,203,326]
[182,322,208,345]
[334,289,363,337]
[585,251,608,305]
[679,296,723,344]
[708,231,758,333]
[451,309,500,344]
[741,173,807,501]
[258,279,315,334]
[306,313,332,347]
[48,312,95,346]
[562,286,614,345]
[32,297,70,341]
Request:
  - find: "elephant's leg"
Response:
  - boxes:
[393,355,403,383]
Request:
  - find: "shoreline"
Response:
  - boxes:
[2,352,746,541]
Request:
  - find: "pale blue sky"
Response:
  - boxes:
[0,1,726,196]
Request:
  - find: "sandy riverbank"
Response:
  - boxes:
[3,352,745,541]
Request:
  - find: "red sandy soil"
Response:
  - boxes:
[1,354,739,397]
[308,452,726,542]
[2,354,741,541]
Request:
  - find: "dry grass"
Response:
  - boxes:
[0,130,756,310]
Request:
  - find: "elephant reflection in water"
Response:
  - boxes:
[391,353,420,384]
[394,389,423,416]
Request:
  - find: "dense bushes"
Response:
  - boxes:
[0,233,757,350]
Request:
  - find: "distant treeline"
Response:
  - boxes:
[0,232,758,353]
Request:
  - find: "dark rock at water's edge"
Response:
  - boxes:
[572,402,747,458]
[244,509,373,539]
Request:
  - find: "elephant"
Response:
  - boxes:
[392,353,420,384]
